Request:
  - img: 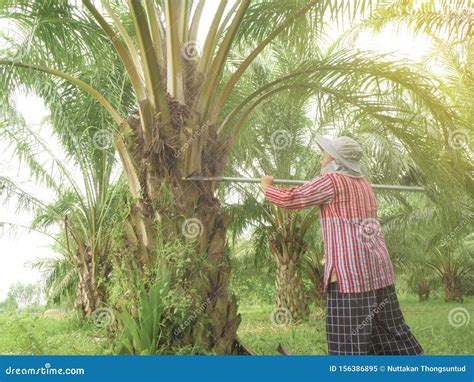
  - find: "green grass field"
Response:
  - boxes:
[238,294,474,355]
[0,293,472,355]
[0,312,111,355]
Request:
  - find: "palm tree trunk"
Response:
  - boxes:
[415,280,431,302]
[443,273,463,303]
[75,248,103,316]
[122,184,242,353]
[312,270,326,309]
[121,112,241,353]
[191,205,241,353]
[270,238,309,322]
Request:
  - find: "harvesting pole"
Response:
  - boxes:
[182,176,426,192]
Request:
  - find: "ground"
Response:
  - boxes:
[0,293,472,355]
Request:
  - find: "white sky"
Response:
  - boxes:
[0,3,432,301]
[0,93,55,300]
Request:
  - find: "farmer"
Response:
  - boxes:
[260,135,424,355]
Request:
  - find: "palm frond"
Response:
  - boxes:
[366,0,474,43]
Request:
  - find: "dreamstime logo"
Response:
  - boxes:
[439,212,474,247]
[182,41,201,60]
[92,130,113,150]
[174,122,209,158]
[331,297,390,354]
[181,218,203,239]
[268,212,296,242]
[357,218,381,245]
[448,307,470,328]
[270,129,292,150]
[351,298,389,335]
[173,297,211,337]
[270,307,292,325]
[91,307,115,328]
[448,129,470,149]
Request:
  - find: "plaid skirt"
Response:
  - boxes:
[326,281,424,355]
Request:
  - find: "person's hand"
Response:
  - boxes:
[260,175,274,192]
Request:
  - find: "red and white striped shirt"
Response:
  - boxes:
[264,172,395,293]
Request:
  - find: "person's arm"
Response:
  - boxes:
[262,174,334,210]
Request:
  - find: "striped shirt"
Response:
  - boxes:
[264,172,395,293]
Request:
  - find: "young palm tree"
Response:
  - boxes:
[33,256,78,307]
[360,1,474,302]
[223,46,318,321]
[0,104,127,315]
[1,0,468,353]
[365,0,474,44]
[381,191,474,302]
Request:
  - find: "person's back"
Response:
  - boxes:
[321,172,395,293]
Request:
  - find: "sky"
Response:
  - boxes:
[0,91,57,300]
[0,3,432,301]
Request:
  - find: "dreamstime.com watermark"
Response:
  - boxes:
[92,130,113,150]
[447,129,470,150]
[439,212,474,247]
[181,218,204,239]
[182,40,201,61]
[268,211,297,242]
[270,129,292,150]
[270,306,293,325]
[351,297,389,335]
[174,123,209,158]
[332,297,390,354]
[356,218,382,249]
[91,307,116,328]
[173,297,211,336]
[4,363,85,376]
[448,307,470,328]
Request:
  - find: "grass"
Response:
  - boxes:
[0,311,112,355]
[237,292,474,355]
[0,292,472,355]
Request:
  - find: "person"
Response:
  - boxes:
[260,135,424,355]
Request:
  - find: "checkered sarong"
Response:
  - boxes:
[326,282,424,355]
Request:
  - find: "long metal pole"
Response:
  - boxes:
[182,176,426,192]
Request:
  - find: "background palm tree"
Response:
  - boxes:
[358,0,474,302]
[0,99,127,315]
[33,256,78,307]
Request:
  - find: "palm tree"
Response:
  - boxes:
[33,256,78,307]
[0,0,468,353]
[364,0,474,44]
[380,191,474,302]
[428,244,473,303]
[301,223,326,309]
[361,1,474,301]
[0,104,127,315]
[223,46,318,321]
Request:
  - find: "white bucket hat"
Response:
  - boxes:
[315,135,363,173]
